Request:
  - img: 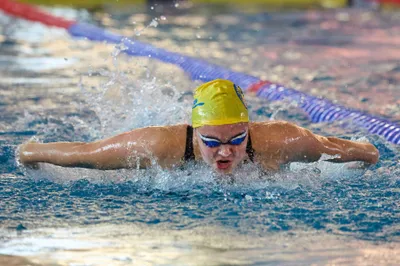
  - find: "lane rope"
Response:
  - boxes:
[1,0,399,144]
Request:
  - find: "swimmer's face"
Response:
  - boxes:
[195,123,249,174]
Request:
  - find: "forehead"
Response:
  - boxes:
[196,123,248,138]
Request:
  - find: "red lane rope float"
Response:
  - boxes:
[0,0,75,29]
[247,80,272,94]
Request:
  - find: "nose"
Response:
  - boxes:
[218,145,232,157]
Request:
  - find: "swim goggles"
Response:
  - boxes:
[198,131,248,148]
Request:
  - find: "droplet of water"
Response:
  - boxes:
[245,195,253,202]
[149,19,159,28]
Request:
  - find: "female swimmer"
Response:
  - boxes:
[19,79,379,174]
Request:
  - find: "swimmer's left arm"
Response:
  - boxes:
[281,124,379,165]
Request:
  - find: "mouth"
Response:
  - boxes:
[216,160,232,170]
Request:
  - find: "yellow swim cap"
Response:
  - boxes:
[192,79,249,128]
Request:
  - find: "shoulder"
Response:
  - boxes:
[248,121,315,169]
[149,124,189,163]
[117,124,188,152]
[152,124,189,145]
[140,124,188,153]
[123,124,188,140]
[249,121,306,140]
[249,121,313,155]
[123,124,189,167]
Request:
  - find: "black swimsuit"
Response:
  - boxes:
[183,125,255,162]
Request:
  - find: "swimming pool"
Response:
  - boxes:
[0,2,399,265]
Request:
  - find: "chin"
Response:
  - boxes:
[213,163,235,174]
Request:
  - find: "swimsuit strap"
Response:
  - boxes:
[184,125,195,162]
[246,131,255,162]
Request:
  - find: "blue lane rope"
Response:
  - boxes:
[69,23,400,144]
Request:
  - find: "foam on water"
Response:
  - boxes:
[21,150,366,198]
[77,41,192,137]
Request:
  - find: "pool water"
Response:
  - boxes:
[0,3,400,265]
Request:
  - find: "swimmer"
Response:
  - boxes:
[19,79,379,174]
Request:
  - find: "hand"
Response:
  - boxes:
[17,138,40,169]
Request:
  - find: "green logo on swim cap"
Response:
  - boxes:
[192,99,204,109]
[233,84,247,109]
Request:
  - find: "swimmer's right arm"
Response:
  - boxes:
[19,126,186,170]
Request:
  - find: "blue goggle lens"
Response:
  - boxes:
[203,140,223,148]
[229,135,247,145]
